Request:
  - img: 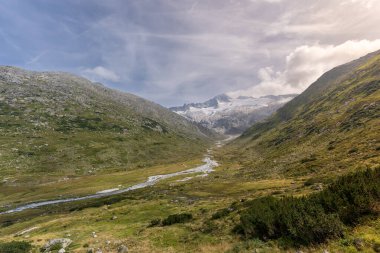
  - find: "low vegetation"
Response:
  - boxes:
[237,167,380,245]
[0,66,216,189]
[0,53,379,252]
[0,241,32,253]
[162,213,193,226]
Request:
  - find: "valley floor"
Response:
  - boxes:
[0,144,379,252]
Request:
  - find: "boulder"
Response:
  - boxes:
[42,238,72,252]
[118,245,129,253]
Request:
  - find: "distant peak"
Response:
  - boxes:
[213,93,231,102]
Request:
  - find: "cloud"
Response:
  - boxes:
[1,0,380,105]
[82,66,120,82]
[229,39,380,98]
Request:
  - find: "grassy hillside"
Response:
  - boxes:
[0,51,379,253]
[0,66,217,184]
[222,50,380,180]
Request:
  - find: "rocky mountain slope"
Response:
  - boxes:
[0,66,216,182]
[0,54,379,253]
[170,93,297,135]
[223,49,380,178]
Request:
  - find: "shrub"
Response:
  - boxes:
[240,197,344,245]
[0,241,32,253]
[211,208,232,220]
[148,218,162,227]
[162,213,193,226]
[316,168,380,225]
[237,168,380,245]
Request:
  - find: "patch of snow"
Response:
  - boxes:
[171,94,297,134]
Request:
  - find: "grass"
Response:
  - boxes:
[236,168,380,246]
[0,55,379,252]
[0,158,204,208]
[0,68,215,193]
[0,155,295,250]
[224,50,380,181]
[0,155,379,252]
[0,155,334,252]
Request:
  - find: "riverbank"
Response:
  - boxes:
[1,155,218,214]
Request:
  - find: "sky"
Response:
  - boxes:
[1,0,380,106]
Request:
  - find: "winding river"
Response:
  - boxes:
[0,155,218,215]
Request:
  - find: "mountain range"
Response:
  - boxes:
[170,93,297,135]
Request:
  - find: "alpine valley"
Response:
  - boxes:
[0,50,379,253]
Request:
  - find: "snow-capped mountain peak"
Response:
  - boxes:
[170,94,297,135]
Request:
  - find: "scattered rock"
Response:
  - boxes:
[95,248,103,253]
[118,245,128,253]
[322,250,329,253]
[105,240,111,245]
[111,215,118,220]
[42,238,72,252]
[353,238,364,250]
[58,249,66,253]
[311,183,323,191]
[87,248,94,253]
[92,232,97,238]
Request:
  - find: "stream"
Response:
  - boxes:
[0,155,218,215]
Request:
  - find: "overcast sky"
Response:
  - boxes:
[1,0,380,106]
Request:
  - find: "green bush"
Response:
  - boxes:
[148,218,162,227]
[0,241,32,253]
[237,168,380,245]
[316,168,380,225]
[211,208,232,220]
[162,213,193,226]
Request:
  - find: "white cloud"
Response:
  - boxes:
[82,66,120,82]
[345,0,376,8]
[229,39,380,98]
[6,0,380,105]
